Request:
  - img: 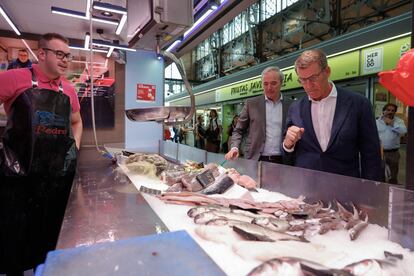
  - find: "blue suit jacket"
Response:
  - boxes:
[284,87,382,181]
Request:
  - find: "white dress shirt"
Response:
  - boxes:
[310,83,337,152]
[262,94,283,156]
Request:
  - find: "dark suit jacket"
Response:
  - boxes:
[231,95,293,161]
[283,87,382,181]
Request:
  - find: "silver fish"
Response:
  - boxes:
[194,210,253,224]
[232,222,307,242]
[187,205,230,218]
[343,259,403,276]
[252,217,290,232]
[206,218,243,227]
[348,216,368,241]
[247,257,349,276]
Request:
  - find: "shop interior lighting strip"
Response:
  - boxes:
[0,5,21,35]
[92,40,136,51]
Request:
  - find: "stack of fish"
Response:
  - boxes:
[247,253,405,276]
[186,199,370,242]
[160,162,258,194]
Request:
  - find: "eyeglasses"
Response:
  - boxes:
[42,48,73,61]
[385,108,396,112]
[297,69,325,84]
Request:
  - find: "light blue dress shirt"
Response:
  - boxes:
[376,116,407,150]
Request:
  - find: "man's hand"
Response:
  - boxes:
[225,147,239,161]
[283,126,305,149]
[383,117,393,126]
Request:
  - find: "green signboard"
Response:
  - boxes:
[280,68,301,91]
[360,36,411,75]
[216,78,263,102]
[329,51,360,80]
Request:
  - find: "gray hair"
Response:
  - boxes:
[261,66,284,83]
[295,49,328,70]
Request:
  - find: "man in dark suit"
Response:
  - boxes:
[283,49,381,181]
[225,66,293,164]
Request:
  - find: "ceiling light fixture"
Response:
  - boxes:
[164,0,227,52]
[92,39,136,51]
[101,11,113,17]
[166,40,182,52]
[209,0,221,10]
[115,14,127,35]
[21,39,38,61]
[184,9,213,38]
[85,0,92,19]
[93,2,127,15]
[51,6,86,19]
[106,47,114,58]
[69,45,108,53]
[51,6,119,25]
[0,5,21,35]
[84,32,90,49]
[91,16,119,25]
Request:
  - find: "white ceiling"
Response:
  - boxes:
[0,0,128,43]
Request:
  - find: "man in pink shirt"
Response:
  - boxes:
[0,33,83,275]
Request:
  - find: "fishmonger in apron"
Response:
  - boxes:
[0,68,77,274]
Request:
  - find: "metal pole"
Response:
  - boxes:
[405,0,414,190]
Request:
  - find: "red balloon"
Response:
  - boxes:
[378,49,414,106]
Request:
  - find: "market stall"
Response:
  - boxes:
[53,141,414,275]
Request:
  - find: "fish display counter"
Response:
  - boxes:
[56,142,414,275]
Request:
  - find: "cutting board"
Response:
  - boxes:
[36,230,225,276]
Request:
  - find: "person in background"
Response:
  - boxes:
[224,115,239,154]
[7,49,32,70]
[205,109,221,153]
[283,49,381,181]
[164,125,171,141]
[194,115,205,149]
[376,103,407,184]
[172,126,178,142]
[225,66,293,164]
[0,33,83,275]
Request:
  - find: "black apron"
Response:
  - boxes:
[0,68,77,273]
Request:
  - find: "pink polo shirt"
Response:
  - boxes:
[0,64,80,115]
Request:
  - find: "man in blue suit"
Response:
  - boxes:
[283,49,382,181]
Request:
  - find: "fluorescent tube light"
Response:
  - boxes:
[92,40,136,51]
[21,39,38,61]
[69,45,108,53]
[106,47,114,58]
[91,16,119,25]
[51,6,86,19]
[51,6,119,25]
[93,2,127,15]
[0,5,21,35]
[115,14,127,35]
[184,9,213,38]
[85,0,91,19]
[84,32,90,49]
[166,40,182,52]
